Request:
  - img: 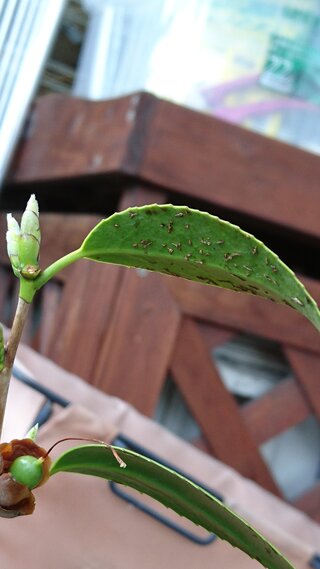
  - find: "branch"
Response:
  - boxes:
[5,297,30,370]
[0,297,30,437]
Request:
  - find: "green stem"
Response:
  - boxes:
[34,248,83,291]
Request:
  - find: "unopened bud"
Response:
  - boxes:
[6,195,41,280]
[6,214,21,276]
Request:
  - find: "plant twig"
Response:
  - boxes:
[34,248,82,291]
[5,297,30,369]
[0,367,11,439]
[0,297,30,437]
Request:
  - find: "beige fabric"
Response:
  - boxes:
[0,341,318,569]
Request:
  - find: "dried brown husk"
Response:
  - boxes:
[0,438,51,517]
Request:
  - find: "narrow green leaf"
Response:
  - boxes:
[50,445,294,569]
[25,423,39,442]
[80,205,320,331]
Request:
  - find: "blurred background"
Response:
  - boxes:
[1,0,320,517]
[2,0,320,183]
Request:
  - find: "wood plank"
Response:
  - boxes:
[46,259,123,381]
[7,93,138,182]
[91,186,172,412]
[285,347,320,418]
[39,213,101,274]
[167,276,320,354]
[0,266,11,322]
[292,482,320,523]
[242,379,310,445]
[198,322,236,349]
[0,277,16,329]
[116,185,166,211]
[93,270,181,416]
[32,280,62,354]
[8,92,320,240]
[171,317,280,494]
[46,186,169,391]
[136,97,320,240]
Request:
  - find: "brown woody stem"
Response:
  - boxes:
[0,297,30,438]
[0,367,11,440]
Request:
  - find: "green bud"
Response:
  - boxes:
[9,455,44,490]
[6,195,41,280]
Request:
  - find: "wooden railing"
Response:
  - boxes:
[1,93,320,521]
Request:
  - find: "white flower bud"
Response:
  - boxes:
[6,214,21,274]
[6,195,41,279]
[21,194,40,241]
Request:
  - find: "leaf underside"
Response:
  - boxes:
[80,205,320,331]
[50,445,294,569]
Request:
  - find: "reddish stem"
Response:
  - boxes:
[45,437,126,468]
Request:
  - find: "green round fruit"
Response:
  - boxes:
[9,455,44,489]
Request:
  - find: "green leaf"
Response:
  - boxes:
[50,444,294,569]
[25,423,39,442]
[80,205,320,331]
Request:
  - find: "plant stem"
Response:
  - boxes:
[0,367,11,439]
[0,297,30,438]
[34,248,82,291]
[5,297,30,369]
